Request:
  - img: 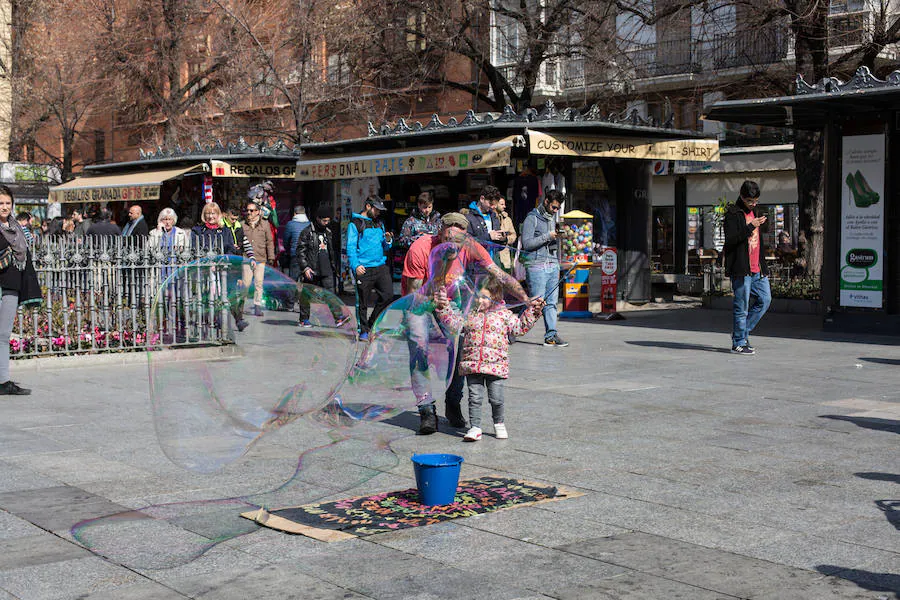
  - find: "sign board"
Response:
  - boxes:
[296,139,514,181]
[211,160,297,178]
[49,185,160,204]
[528,130,720,163]
[598,247,618,313]
[839,134,884,308]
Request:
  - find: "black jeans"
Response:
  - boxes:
[354,263,393,334]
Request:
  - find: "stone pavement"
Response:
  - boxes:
[0,305,897,599]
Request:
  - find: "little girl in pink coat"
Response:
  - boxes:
[435,276,545,441]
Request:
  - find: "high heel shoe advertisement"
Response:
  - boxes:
[840,134,885,309]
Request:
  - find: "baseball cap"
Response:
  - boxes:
[441,212,468,230]
[365,195,387,211]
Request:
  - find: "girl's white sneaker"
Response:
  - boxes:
[494,423,508,439]
[463,427,482,442]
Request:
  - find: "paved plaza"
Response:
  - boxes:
[0,305,897,599]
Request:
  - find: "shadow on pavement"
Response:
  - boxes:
[859,357,900,365]
[381,411,467,438]
[876,499,900,530]
[584,306,900,346]
[816,566,900,598]
[856,472,900,485]
[820,415,900,435]
[625,340,732,354]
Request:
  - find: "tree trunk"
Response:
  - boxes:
[61,129,75,181]
[793,130,825,275]
[790,0,829,277]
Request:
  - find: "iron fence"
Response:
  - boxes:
[11,235,234,358]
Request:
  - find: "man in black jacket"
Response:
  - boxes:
[86,208,121,237]
[121,205,149,238]
[723,180,771,355]
[296,210,349,328]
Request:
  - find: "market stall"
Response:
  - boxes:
[297,103,720,305]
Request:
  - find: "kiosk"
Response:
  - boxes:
[706,66,900,333]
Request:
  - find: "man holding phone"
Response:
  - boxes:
[724,180,772,355]
[465,185,504,251]
[522,189,568,347]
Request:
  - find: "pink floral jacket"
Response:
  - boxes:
[435,302,540,379]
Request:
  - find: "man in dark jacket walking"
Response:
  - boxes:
[296,210,348,328]
[723,180,771,355]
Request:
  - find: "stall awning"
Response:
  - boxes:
[295,137,518,181]
[528,130,720,162]
[48,164,207,203]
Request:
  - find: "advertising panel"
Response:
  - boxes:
[840,134,884,308]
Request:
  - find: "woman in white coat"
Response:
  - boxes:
[148,208,189,250]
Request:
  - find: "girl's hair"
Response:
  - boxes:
[480,274,503,302]
[0,184,13,202]
[157,207,178,227]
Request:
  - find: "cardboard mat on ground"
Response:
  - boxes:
[240,475,582,542]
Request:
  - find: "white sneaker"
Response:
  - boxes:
[494,423,508,439]
[463,427,482,442]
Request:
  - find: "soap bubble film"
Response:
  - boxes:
[71,235,570,570]
[147,256,357,473]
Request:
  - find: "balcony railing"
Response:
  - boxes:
[619,27,790,81]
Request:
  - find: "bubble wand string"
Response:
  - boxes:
[541,263,578,302]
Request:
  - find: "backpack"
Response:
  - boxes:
[351,217,382,250]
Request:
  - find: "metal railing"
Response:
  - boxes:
[11,235,234,359]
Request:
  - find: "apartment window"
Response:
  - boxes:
[327,53,351,86]
[253,68,275,97]
[407,11,426,52]
[94,130,106,163]
[830,0,866,13]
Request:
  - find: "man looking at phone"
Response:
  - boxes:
[521,189,567,347]
[465,185,505,251]
[724,180,771,355]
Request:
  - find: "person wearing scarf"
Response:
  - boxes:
[190,202,248,331]
[0,185,40,395]
[521,188,568,348]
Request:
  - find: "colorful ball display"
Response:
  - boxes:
[559,219,593,263]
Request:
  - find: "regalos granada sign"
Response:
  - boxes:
[49,184,160,204]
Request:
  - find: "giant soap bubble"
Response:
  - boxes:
[70,234,571,570]
[333,233,563,424]
[147,255,357,473]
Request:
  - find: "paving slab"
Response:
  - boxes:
[0,556,143,600]
[0,307,896,599]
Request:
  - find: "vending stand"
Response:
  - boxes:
[558,210,593,318]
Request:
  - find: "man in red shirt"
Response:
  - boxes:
[402,212,528,434]
[723,180,772,355]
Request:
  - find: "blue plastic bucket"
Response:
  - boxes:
[411,453,464,506]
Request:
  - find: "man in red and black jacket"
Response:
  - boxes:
[723,180,772,355]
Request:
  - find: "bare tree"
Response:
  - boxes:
[91,0,242,146]
[207,0,375,143]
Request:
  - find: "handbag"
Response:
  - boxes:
[512,239,526,281]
